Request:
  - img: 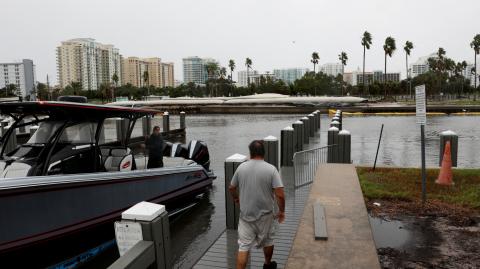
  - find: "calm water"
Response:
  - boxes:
[87,114,479,268]
[156,114,480,268]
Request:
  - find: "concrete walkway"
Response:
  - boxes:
[286,164,380,269]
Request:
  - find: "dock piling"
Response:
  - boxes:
[292,121,304,151]
[225,154,247,230]
[327,127,339,163]
[162,112,170,132]
[300,117,310,144]
[115,119,129,144]
[439,130,458,167]
[281,127,294,167]
[307,114,315,137]
[263,135,279,169]
[142,116,152,137]
[180,111,186,129]
[338,130,351,163]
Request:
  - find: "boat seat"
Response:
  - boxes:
[100,148,111,165]
[104,148,133,172]
[133,156,196,169]
[163,157,196,167]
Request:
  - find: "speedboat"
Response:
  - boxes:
[0,101,215,266]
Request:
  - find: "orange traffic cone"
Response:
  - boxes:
[436,141,454,186]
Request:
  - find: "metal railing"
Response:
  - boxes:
[293,145,333,188]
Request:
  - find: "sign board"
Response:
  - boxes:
[415,85,426,125]
[114,221,143,256]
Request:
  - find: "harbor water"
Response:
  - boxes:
[86,114,480,268]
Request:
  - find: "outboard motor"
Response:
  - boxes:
[170,143,188,158]
[187,140,210,170]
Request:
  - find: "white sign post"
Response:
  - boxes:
[415,85,427,204]
[415,85,426,125]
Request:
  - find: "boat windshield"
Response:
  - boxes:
[26,121,63,144]
[58,122,97,144]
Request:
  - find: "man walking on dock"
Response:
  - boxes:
[146,126,164,168]
[229,140,285,269]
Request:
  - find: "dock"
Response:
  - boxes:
[193,168,311,269]
[193,163,380,269]
[286,164,380,268]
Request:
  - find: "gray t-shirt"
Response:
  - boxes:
[231,159,284,222]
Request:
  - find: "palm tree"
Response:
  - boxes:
[311,52,319,73]
[470,34,480,92]
[112,73,119,87]
[361,31,372,92]
[383,37,396,98]
[143,70,149,95]
[245,58,252,87]
[220,67,227,79]
[228,59,235,82]
[455,61,468,96]
[404,41,414,96]
[338,51,348,96]
[205,62,219,96]
[111,73,119,100]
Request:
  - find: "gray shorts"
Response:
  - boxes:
[238,213,277,252]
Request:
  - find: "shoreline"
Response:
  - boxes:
[127,104,480,114]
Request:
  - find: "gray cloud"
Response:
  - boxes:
[1,0,479,84]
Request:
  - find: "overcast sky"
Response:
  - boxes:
[1,0,479,84]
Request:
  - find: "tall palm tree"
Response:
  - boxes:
[311,52,319,73]
[112,73,119,87]
[383,37,396,98]
[245,58,252,87]
[205,62,219,96]
[143,70,150,95]
[470,34,480,91]
[228,59,235,82]
[111,73,119,100]
[361,31,372,92]
[338,51,348,96]
[404,41,414,96]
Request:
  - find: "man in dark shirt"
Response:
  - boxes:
[146,126,164,168]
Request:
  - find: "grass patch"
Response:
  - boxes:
[357,167,480,209]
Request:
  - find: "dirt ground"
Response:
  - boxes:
[367,199,480,269]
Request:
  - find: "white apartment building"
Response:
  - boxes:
[410,53,436,78]
[320,63,343,77]
[0,59,36,100]
[237,70,259,87]
[273,68,309,84]
[182,57,218,85]
[56,38,122,91]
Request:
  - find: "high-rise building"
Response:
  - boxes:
[320,63,343,77]
[273,68,309,84]
[182,56,218,85]
[410,53,436,78]
[56,38,121,91]
[0,59,36,100]
[237,70,259,87]
[344,70,400,86]
[122,57,145,87]
[161,62,175,87]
